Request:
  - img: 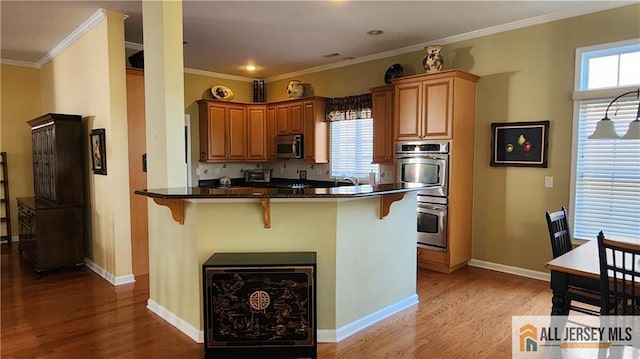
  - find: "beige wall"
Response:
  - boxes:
[39,10,132,277]
[0,64,41,237]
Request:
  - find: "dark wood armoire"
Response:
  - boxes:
[17,113,85,275]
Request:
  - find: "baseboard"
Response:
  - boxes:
[468,259,550,282]
[147,299,204,343]
[317,293,419,343]
[84,258,136,286]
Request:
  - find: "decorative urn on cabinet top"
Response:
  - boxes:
[422,45,444,73]
[286,80,304,98]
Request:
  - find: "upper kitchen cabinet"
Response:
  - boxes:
[266,106,277,161]
[302,98,328,163]
[198,99,247,162]
[246,105,269,161]
[370,85,394,164]
[393,70,479,141]
[275,101,304,135]
[270,97,328,164]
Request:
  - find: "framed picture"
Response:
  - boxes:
[90,128,107,175]
[490,120,549,168]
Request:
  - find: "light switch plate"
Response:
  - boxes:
[545,176,553,188]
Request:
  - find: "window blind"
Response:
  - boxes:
[330,118,378,179]
[574,98,640,241]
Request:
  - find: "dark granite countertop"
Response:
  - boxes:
[134,183,428,199]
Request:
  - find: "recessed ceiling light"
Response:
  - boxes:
[245,65,257,71]
[367,30,383,36]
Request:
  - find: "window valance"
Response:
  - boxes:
[326,94,372,121]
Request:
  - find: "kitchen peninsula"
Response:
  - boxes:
[136,183,424,343]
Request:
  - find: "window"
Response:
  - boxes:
[571,39,640,241]
[331,118,378,179]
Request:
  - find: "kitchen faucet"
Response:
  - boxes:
[344,176,359,185]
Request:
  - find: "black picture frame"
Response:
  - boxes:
[490,120,549,168]
[90,128,107,175]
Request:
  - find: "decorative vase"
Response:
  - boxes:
[286,80,304,98]
[422,45,444,73]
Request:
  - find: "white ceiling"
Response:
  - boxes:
[0,1,632,80]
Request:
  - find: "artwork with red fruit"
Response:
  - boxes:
[490,120,549,168]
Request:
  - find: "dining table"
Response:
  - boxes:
[546,239,601,315]
[546,237,640,315]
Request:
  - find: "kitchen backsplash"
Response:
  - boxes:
[197,161,394,184]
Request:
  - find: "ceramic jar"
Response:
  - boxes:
[422,45,444,73]
[286,80,304,98]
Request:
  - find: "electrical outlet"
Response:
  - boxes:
[299,170,307,180]
[545,176,553,188]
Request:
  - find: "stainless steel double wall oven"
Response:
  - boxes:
[396,141,449,250]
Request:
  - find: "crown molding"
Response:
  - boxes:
[184,67,255,82]
[125,41,144,51]
[265,2,631,82]
[0,59,39,68]
[37,8,107,68]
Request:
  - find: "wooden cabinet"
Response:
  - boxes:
[18,198,84,275]
[203,252,317,359]
[276,102,304,135]
[246,105,268,161]
[302,98,328,163]
[199,97,327,164]
[393,70,480,273]
[266,106,277,160]
[29,114,84,204]
[269,97,328,164]
[20,113,85,275]
[394,71,464,140]
[370,85,394,164]
[198,100,247,162]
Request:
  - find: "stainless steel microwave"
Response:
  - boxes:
[276,134,303,159]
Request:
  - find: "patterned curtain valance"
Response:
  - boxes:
[326,93,372,121]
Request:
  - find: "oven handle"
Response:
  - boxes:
[396,155,448,161]
[418,203,447,211]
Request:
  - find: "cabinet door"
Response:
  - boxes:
[32,126,56,201]
[227,105,247,160]
[372,88,394,164]
[422,77,453,139]
[276,105,290,135]
[303,99,328,163]
[246,106,267,161]
[266,106,277,160]
[289,101,304,134]
[206,105,227,161]
[395,82,422,140]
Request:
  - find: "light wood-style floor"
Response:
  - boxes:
[1,244,554,358]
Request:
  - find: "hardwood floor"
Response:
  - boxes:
[2,244,554,358]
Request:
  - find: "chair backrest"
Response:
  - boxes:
[546,206,572,258]
[597,231,640,315]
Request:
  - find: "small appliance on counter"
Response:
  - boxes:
[245,169,271,183]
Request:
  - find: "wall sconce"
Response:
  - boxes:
[589,88,640,140]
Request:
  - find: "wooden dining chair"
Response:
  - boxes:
[546,207,601,315]
[596,231,640,315]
